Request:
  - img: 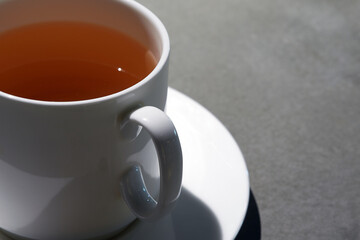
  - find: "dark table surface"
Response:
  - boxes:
[138,0,360,239]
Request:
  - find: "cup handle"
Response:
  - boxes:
[120,106,182,220]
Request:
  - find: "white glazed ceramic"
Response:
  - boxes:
[164,88,249,240]
[0,88,249,240]
[0,1,182,240]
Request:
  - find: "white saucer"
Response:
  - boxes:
[113,88,250,240]
[0,88,249,240]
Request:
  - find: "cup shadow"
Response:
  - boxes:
[0,188,259,240]
[112,187,222,240]
[0,187,223,240]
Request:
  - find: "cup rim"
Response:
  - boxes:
[0,0,170,106]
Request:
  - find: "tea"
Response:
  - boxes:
[0,21,157,101]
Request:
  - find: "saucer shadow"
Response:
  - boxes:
[113,187,222,240]
[235,189,261,240]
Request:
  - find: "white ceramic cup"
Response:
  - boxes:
[0,0,182,239]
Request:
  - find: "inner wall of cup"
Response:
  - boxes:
[0,0,163,62]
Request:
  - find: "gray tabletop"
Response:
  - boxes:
[138,0,360,239]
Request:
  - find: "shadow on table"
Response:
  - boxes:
[235,189,261,240]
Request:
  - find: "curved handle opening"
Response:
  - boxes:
[120,106,182,220]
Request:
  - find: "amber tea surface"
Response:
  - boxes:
[0,21,157,101]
